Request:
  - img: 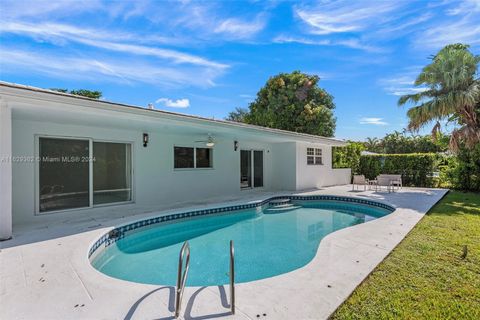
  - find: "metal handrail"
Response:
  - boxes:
[229,240,235,315]
[175,241,190,318]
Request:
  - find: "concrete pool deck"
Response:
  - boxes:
[0,185,448,320]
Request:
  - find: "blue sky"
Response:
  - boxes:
[1,0,479,140]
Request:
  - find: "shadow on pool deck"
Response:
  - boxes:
[124,286,175,320]
[123,285,233,320]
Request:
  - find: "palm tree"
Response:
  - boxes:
[398,44,480,151]
[364,137,380,152]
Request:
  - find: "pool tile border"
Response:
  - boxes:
[88,195,395,258]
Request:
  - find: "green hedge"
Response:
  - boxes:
[359,153,438,187]
[332,142,364,173]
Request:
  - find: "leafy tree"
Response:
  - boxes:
[241,71,336,136]
[398,44,480,151]
[51,88,102,99]
[225,107,249,122]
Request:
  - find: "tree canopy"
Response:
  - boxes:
[226,107,249,122]
[51,88,102,99]
[398,43,480,151]
[227,71,336,137]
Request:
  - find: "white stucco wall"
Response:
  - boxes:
[3,85,350,228]
[0,100,12,239]
[292,142,351,190]
[11,118,277,225]
[270,142,297,191]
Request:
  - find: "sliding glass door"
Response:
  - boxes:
[93,142,132,205]
[39,138,90,212]
[240,150,252,188]
[240,150,263,189]
[253,150,264,188]
[38,137,132,213]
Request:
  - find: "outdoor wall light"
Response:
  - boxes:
[143,133,149,147]
[234,140,239,151]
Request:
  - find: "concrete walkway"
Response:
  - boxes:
[0,186,448,320]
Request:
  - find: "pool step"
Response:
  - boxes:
[264,202,300,213]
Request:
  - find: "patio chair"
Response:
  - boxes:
[352,175,368,191]
[376,176,393,192]
[377,174,402,191]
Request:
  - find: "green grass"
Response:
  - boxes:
[331,191,480,320]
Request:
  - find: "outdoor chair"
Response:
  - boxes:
[352,175,368,191]
[378,174,402,191]
[376,176,393,192]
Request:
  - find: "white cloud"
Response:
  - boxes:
[415,17,480,49]
[156,98,190,108]
[0,49,221,88]
[0,22,228,69]
[359,117,389,126]
[214,17,266,39]
[273,35,381,52]
[412,0,480,49]
[295,1,403,35]
[379,74,429,96]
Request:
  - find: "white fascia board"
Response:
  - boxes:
[0,82,347,146]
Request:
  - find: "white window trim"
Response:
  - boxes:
[34,135,135,215]
[173,145,214,170]
[307,147,323,166]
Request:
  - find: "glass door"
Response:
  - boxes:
[39,137,90,212]
[253,150,264,187]
[38,137,132,213]
[240,150,264,188]
[93,142,132,205]
[240,150,252,188]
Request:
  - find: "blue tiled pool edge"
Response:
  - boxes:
[88,195,395,259]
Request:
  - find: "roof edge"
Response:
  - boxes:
[0,81,347,145]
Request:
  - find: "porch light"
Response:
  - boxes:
[143,133,149,147]
[234,140,239,151]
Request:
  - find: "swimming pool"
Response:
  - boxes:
[90,196,394,286]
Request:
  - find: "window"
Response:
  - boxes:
[38,137,132,213]
[174,147,213,169]
[174,147,194,168]
[307,147,323,165]
[196,148,212,168]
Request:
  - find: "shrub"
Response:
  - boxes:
[332,142,365,173]
[444,144,480,192]
[359,153,438,187]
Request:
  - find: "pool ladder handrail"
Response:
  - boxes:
[175,241,190,318]
[229,240,235,315]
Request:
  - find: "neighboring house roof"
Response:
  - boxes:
[0,81,347,146]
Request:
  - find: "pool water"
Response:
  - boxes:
[92,202,390,286]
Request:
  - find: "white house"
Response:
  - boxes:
[0,82,350,240]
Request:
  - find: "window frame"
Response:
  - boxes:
[34,135,135,215]
[307,147,323,166]
[173,145,214,170]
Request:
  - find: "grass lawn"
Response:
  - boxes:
[331,191,480,320]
